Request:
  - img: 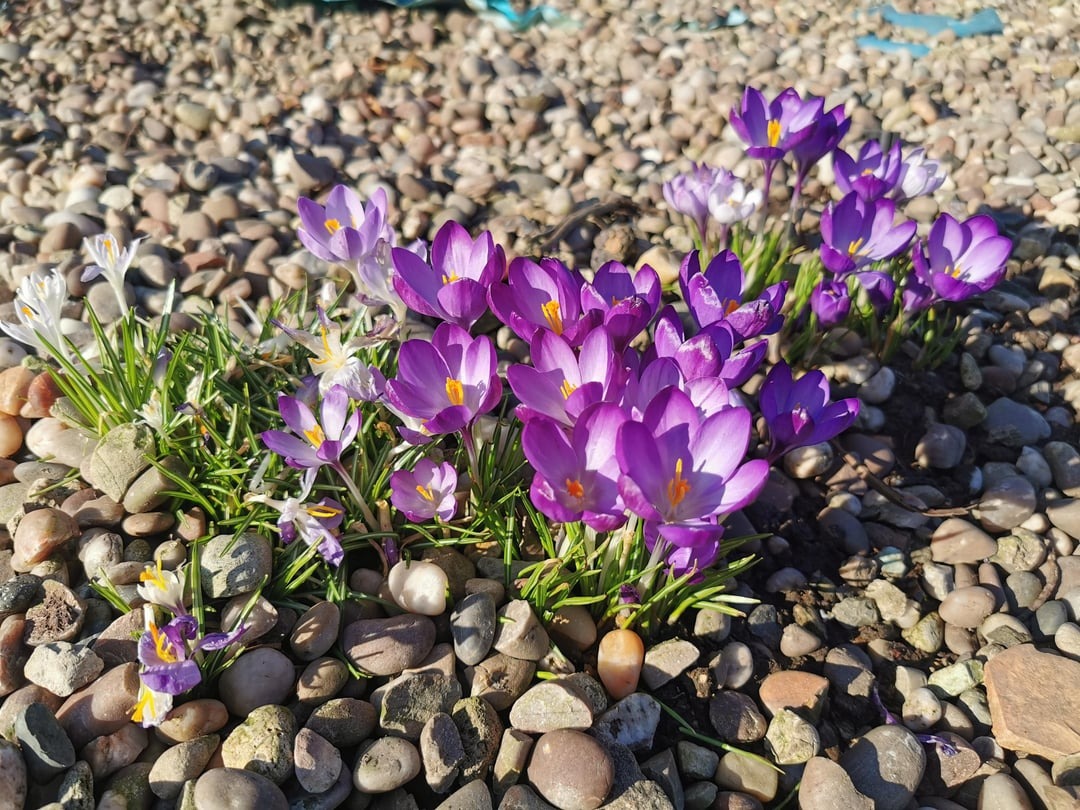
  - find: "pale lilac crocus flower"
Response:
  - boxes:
[893,147,947,203]
[390,459,458,523]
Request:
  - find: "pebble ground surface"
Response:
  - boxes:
[0,0,1079,808]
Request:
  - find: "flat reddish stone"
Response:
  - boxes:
[984,644,1080,762]
[757,671,830,722]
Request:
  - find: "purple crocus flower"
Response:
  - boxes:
[391,221,505,330]
[729,87,822,163]
[911,213,1012,302]
[680,251,787,340]
[489,257,597,347]
[810,279,852,328]
[820,193,917,276]
[901,263,934,314]
[647,306,728,381]
[298,185,388,265]
[854,270,897,313]
[390,458,458,523]
[508,327,622,428]
[791,103,850,191]
[617,387,770,524]
[893,147,947,203]
[138,614,245,697]
[758,361,860,460]
[261,385,362,493]
[250,489,346,566]
[834,140,904,201]
[522,404,628,531]
[663,163,732,243]
[644,519,726,580]
[622,357,732,421]
[580,261,660,351]
[385,322,503,442]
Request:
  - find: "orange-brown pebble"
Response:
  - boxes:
[0,414,22,458]
[596,628,645,699]
[0,366,34,417]
[20,372,62,419]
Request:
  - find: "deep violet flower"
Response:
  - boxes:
[261,385,362,493]
[616,387,770,525]
[911,213,1012,303]
[758,361,860,460]
[137,614,245,700]
[729,87,823,163]
[580,261,661,351]
[834,140,904,201]
[507,326,622,428]
[385,322,503,443]
[810,279,852,329]
[790,103,850,188]
[489,257,598,347]
[391,221,505,329]
[820,193,917,276]
[390,459,458,523]
[522,403,628,531]
[679,250,787,340]
[893,147,947,202]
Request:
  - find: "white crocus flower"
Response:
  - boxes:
[707,176,763,226]
[0,267,73,362]
[82,233,144,314]
[273,306,386,401]
[136,560,188,616]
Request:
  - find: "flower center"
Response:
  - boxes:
[666,458,691,507]
[442,272,460,285]
[541,299,564,335]
[946,263,964,279]
[766,119,782,148]
[139,560,167,590]
[445,377,465,406]
[565,477,584,499]
[132,687,157,724]
[560,379,577,399]
[306,503,342,519]
[847,238,865,257]
[861,167,875,176]
[416,484,436,502]
[103,236,117,265]
[150,624,179,664]
[723,299,739,316]
[325,219,342,234]
[304,424,326,448]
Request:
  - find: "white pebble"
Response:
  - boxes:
[387,560,448,616]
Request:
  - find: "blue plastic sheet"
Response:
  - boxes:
[856,4,1003,57]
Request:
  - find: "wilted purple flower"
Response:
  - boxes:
[617,387,770,524]
[729,87,823,163]
[810,279,852,328]
[834,140,904,201]
[508,327,622,428]
[893,147,947,202]
[523,404,628,531]
[385,322,503,442]
[680,251,787,340]
[261,385,362,493]
[250,489,346,566]
[820,193,917,276]
[663,163,731,242]
[580,261,660,351]
[138,614,245,697]
[489,257,597,347]
[392,221,505,329]
[758,361,860,460]
[791,103,850,188]
[390,459,458,523]
[911,213,1012,303]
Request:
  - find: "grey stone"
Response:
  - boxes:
[765,708,820,765]
[379,672,463,740]
[450,592,496,666]
[199,532,273,599]
[23,641,104,697]
[221,704,297,785]
[641,638,699,690]
[839,725,925,810]
[15,702,75,782]
[592,692,662,752]
[84,423,155,502]
[983,398,1051,447]
[420,712,464,793]
[56,759,94,810]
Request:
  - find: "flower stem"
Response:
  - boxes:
[332,462,379,530]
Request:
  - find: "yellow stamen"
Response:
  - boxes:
[311,326,334,368]
[445,378,464,407]
[325,219,342,234]
[139,560,167,589]
[21,305,36,320]
[767,119,782,148]
[132,687,155,723]
[847,238,865,257]
[861,167,875,176]
[442,272,460,285]
[304,424,326,448]
[416,484,436,502]
[541,300,564,335]
[306,503,343,519]
[149,623,178,664]
[667,458,691,507]
[946,263,964,278]
[566,478,585,499]
[560,379,577,399]
[103,237,116,265]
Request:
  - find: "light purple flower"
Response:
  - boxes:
[385,322,503,442]
[390,459,458,523]
[392,221,505,329]
[663,163,732,242]
[251,490,346,566]
[707,175,763,227]
[622,357,732,422]
[508,326,622,428]
[820,193,917,276]
[647,306,729,381]
[488,257,597,347]
[893,147,947,202]
[580,261,661,351]
[834,140,904,201]
[617,387,770,524]
[522,403,628,531]
[810,279,852,328]
[758,361,860,460]
[298,185,388,264]
[644,519,726,580]
[261,384,362,492]
[911,213,1012,303]
[138,614,245,697]
[729,87,823,163]
[680,250,787,340]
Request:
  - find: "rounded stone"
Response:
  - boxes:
[155,699,229,745]
[294,727,343,794]
[343,614,436,676]
[12,507,80,570]
[192,767,288,810]
[199,532,273,599]
[289,600,340,661]
[352,736,421,793]
[526,728,614,810]
[148,733,219,800]
[217,647,296,716]
[839,724,926,810]
[450,591,497,666]
[939,586,998,628]
[305,698,377,748]
[221,704,297,785]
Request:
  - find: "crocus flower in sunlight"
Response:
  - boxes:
[680,250,786,340]
[644,519,726,580]
[617,387,770,525]
[833,140,903,201]
[622,356,732,422]
[0,267,73,362]
[297,184,388,264]
[729,87,822,163]
[810,279,852,329]
[790,103,850,192]
[522,403,628,531]
[250,488,347,566]
[390,458,458,523]
[758,361,860,460]
[136,560,187,616]
[385,323,503,441]
[820,193,917,276]
[662,163,731,243]
[137,613,246,702]
[893,147,947,202]
[273,307,385,401]
[82,232,144,313]
[911,213,1012,303]
[580,261,661,351]
[132,681,173,728]
[261,384,362,492]
[392,221,505,330]
[488,257,598,347]
[706,174,763,227]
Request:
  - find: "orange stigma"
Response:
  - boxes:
[667,458,691,507]
[566,478,585,499]
[541,300,564,335]
[767,119,782,148]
